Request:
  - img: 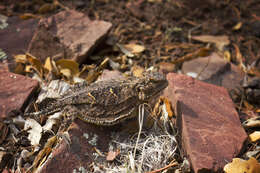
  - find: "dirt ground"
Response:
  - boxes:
[1,0,259,67]
[0,0,260,172]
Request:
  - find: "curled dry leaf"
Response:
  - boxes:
[172,47,211,64]
[131,65,145,77]
[85,58,109,83]
[124,43,145,54]
[14,54,27,63]
[60,68,72,79]
[233,44,247,72]
[161,97,174,118]
[38,3,57,14]
[116,43,134,57]
[77,64,95,79]
[243,117,260,128]
[43,112,62,132]
[32,136,58,170]
[24,118,43,146]
[232,22,243,31]
[26,53,44,78]
[224,50,231,62]
[106,149,120,161]
[44,57,53,72]
[191,35,230,52]
[19,13,40,20]
[249,131,260,142]
[247,58,260,77]
[224,157,260,173]
[164,43,199,52]
[56,59,79,76]
[158,62,176,73]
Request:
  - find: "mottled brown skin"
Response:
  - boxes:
[25,72,168,126]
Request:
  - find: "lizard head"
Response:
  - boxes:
[136,71,168,101]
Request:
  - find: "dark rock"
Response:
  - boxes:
[38,118,110,173]
[182,53,244,90]
[182,53,230,86]
[97,70,124,81]
[0,17,39,71]
[28,10,112,64]
[164,73,247,173]
[0,70,39,118]
[221,64,244,90]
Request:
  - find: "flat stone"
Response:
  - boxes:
[221,64,244,90]
[97,69,124,81]
[38,118,110,173]
[164,73,247,173]
[0,16,39,71]
[0,70,39,118]
[28,10,112,64]
[182,53,230,86]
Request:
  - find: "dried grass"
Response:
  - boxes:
[93,104,179,173]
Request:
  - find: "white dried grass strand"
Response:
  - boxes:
[93,103,178,172]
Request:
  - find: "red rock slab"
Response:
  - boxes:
[164,73,247,173]
[0,70,39,118]
[0,17,39,71]
[182,53,230,86]
[97,69,124,81]
[28,10,112,64]
[38,118,110,173]
[221,63,244,90]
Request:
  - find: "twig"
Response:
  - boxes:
[196,54,210,80]
[188,24,201,43]
[133,104,145,157]
[146,161,178,173]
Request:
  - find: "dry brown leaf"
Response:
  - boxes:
[77,64,95,79]
[14,63,25,74]
[25,65,34,73]
[224,51,231,62]
[247,59,260,77]
[44,57,53,72]
[131,65,145,77]
[24,118,42,146]
[191,35,230,52]
[38,3,56,14]
[60,68,72,79]
[244,101,254,111]
[56,59,79,76]
[243,117,260,128]
[32,136,58,170]
[161,97,174,118]
[124,43,145,54]
[224,157,260,173]
[232,22,243,31]
[86,70,102,83]
[14,54,27,63]
[26,53,44,77]
[164,43,199,52]
[249,131,260,142]
[233,44,247,72]
[172,47,211,64]
[106,149,120,161]
[19,13,40,20]
[158,62,176,73]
